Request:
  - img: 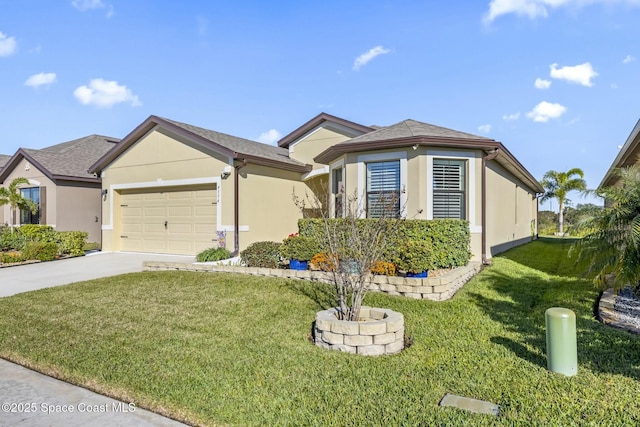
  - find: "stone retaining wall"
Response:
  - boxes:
[143,261,482,301]
[314,306,404,356]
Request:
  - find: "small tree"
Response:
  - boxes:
[540,168,587,235]
[293,189,403,321]
[0,177,38,232]
[573,166,640,290]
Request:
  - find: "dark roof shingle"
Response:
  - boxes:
[161,117,306,169]
[0,135,119,183]
[342,119,491,144]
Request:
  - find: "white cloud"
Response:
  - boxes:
[623,54,636,64]
[353,46,391,71]
[72,0,114,17]
[502,112,521,121]
[478,124,492,133]
[73,78,141,107]
[534,78,552,89]
[549,62,598,87]
[484,0,640,24]
[257,129,282,145]
[25,72,57,88]
[526,101,567,122]
[71,0,104,11]
[0,32,17,57]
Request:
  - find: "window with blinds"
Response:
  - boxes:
[366,160,400,218]
[433,159,466,219]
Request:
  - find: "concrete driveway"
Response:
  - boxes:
[0,251,195,297]
[0,251,194,426]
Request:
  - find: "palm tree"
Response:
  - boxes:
[573,166,640,290]
[540,168,587,235]
[0,177,39,231]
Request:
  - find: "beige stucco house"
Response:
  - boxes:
[0,135,119,244]
[600,119,640,189]
[90,113,543,262]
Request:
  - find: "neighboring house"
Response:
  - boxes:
[90,113,542,261]
[599,119,640,189]
[0,135,120,244]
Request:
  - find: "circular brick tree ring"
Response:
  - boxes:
[314,306,404,356]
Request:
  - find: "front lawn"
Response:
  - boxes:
[0,238,639,425]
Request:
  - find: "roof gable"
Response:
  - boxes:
[0,135,119,184]
[89,115,312,174]
[277,112,374,149]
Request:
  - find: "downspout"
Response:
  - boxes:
[231,159,248,256]
[482,148,500,265]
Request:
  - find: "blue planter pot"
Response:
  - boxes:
[406,270,428,278]
[290,259,308,270]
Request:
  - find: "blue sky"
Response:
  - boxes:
[2,0,639,210]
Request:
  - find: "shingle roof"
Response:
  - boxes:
[342,119,491,144]
[0,154,10,171]
[0,135,119,183]
[161,117,307,169]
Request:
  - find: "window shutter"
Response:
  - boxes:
[39,186,46,225]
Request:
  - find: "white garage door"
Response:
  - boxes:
[119,185,217,255]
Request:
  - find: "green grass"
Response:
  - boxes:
[1,237,639,425]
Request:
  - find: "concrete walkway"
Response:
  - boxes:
[0,252,195,426]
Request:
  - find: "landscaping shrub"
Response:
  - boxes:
[279,233,320,261]
[240,241,281,268]
[56,231,88,257]
[371,261,396,276]
[0,228,27,251]
[18,225,57,243]
[22,241,59,262]
[309,252,337,272]
[1,251,25,264]
[299,218,471,269]
[393,239,434,273]
[196,247,231,262]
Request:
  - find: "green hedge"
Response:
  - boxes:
[241,241,281,268]
[22,241,59,261]
[56,231,88,257]
[298,218,471,270]
[0,226,88,258]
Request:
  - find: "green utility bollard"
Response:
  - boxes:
[545,307,578,376]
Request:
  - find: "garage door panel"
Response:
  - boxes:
[119,186,217,255]
[121,237,143,252]
[167,223,193,233]
[143,223,165,233]
[143,193,164,201]
[167,206,193,217]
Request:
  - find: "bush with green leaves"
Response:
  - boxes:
[56,231,88,256]
[1,252,25,264]
[18,225,57,243]
[196,247,231,262]
[240,241,282,268]
[278,234,320,261]
[393,239,434,273]
[22,241,59,262]
[0,228,27,251]
[299,218,470,270]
